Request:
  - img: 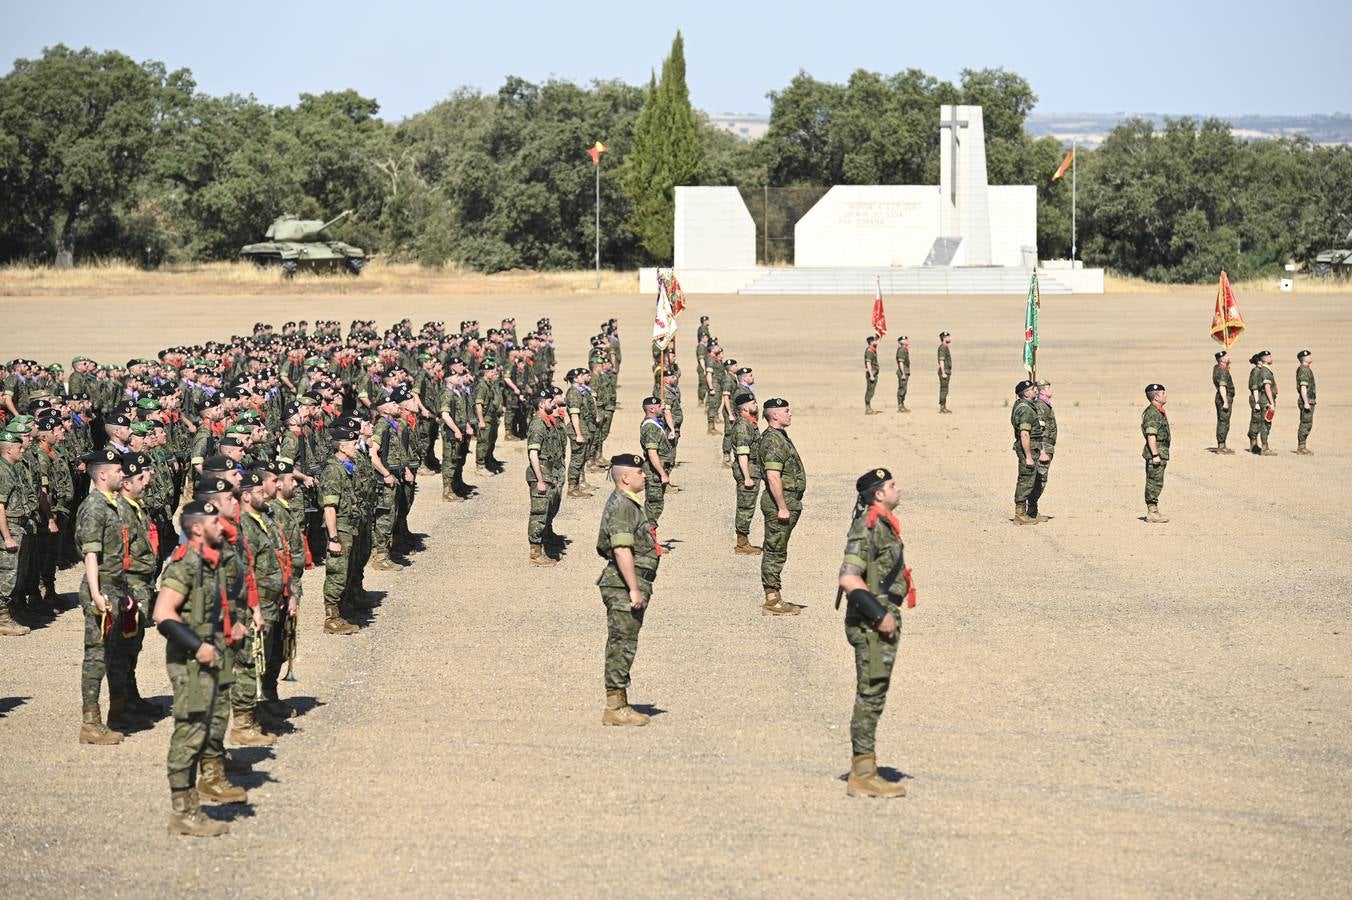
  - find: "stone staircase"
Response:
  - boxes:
[738,267,1070,295]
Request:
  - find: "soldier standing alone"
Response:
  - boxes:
[1295,350,1316,455]
[1142,384,1171,524]
[863,336,879,415]
[895,336,910,413]
[937,332,953,414]
[1010,380,1045,525]
[1028,380,1057,522]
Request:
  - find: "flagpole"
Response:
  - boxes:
[600,157,605,287]
[1071,138,1077,263]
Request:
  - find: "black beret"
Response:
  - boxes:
[1297,349,1312,360]
[939,331,951,339]
[1260,349,1271,357]
[330,427,358,442]
[242,469,267,488]
[108,413,132,427]
[194,476,231,495]
[219,435,244,448]
[270,459,294,475]
[202,454,233,473]
[534,392,552,406]
[735,367,752,376]
[1215,351,1226,360]
[642,396,661,406]
[734,393,755,407]
[548,386,564,398]
[1249,353,1262,365]
[389,386,412,403]
[763,398,789,409]
[1016,380,1036,396]
[180,500,218,519]
[121,452,150,476]
[610,453,643,469]
[480,360,497,371]
[898,335,908,342]
[855,467,892,495]
[724,358,737,367]
[82,448,121,467]
[1145,383,1166,395]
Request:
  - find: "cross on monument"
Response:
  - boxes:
[939,105,968,206]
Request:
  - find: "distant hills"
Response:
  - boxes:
[707,112,1352,147]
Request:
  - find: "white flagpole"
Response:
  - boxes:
[595,158,601,289]
[1071,138,1077,263]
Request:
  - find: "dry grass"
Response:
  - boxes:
[0,259,640,297]
[1105,270,1350,295]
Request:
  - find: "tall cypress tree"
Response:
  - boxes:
[622,31,702,263]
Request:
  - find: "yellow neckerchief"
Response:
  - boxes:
[121,494,144,513]
[622,488,643,505]
[274,497,292,510]
[99,489,118,505]
[246,508,267,528]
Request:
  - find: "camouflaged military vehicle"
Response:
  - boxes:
[240,210,365,276]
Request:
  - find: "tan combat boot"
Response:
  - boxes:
[898,404,910,414]
[1216,441,1234,455]
[761,588,802,616]
[734,534,762,556]
[706,423,716,435]
[601,689,650,726]
[228,709,277,747]
[323,602,359,635]
[167,789,230,837]
[846,753,907,798]
[197,756,248,804]
[1261,440,1276,456]
[369,550,398,571]
[1296,442,1313,455]
[1013,501,1036,524]
[529,544,557,567]
[865,405,877,415]
[79,705,124,745]
[107,694,153,733]
[0,606,31,637]
[1146,504,1170,524]
[1026,506,1050,524]
[567,483,588,499]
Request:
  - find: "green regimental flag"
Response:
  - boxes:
[1023,272,1040,378]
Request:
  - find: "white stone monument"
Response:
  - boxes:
[672,186,755,270]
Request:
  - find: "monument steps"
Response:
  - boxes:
[738,267,1070,295]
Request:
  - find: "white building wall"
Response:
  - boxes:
[794,186,940,267]
[673,186,756,270]
[987,186,1038,268]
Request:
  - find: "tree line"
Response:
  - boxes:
[1,38,1348,281]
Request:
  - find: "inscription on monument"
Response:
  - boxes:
[835,202,921,227]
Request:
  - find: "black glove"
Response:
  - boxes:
[847,588,887,627]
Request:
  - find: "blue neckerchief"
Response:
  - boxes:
[340,459,355,475]
[578,385,593,394]
[71,413,85,426]
[383,415,399,432]
[642,417,664,429]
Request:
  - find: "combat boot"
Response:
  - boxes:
[1025,505,1050,524]
[1216,441,1235,455]
[567,483,589,499]
[79,705,123,745]
[529,544,556,567]
[369,550,398,571]
[107,694,154,732]
[40,579,60,606]
[253,702,289,731]
[761,588,801,616]
[898,404,910,413]
[707,423,717,435]
[865,405,877,415]
[1013,501,1036,524]
[197,756,248,804]
[1296,442,1313,455]
[228,708,277,747]
[939,403,951,414]
[0,607,31,636]
[734,534,762,555]
[323,602,359,635]
[846,753,907,799]
[602,689,650,726]
[167,789,229,837]
[1146,504,1169,524]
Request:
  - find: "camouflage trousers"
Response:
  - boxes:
[1145,458,1168,504]
[82,595,131,707]
[323,530,354,604]
[592,412,615,460]
[527,482,555,544]
[1299,405,1315,442]
[759,492,802,590]
[0,525,31,609]
[706,393,720,425]
[1248,405,1270,444]
[121,576,156,698]
[721,414,735,456]
[896,375,909,406]
[373,484,400,553]
[734,479,760,536]
[568,436,590,485]
[442,431,468,489]
[602,583,650,692]
[696,372,707,403]
[864,377,877,405]
[938,375,951,405]
[1027,456,1052,515]
[644,474,666,525]
[1215,399,1232,444]
[165,658,231,791]
[475,417,500,466]
[37,514,67,586]
[845,605,900,755]
[1013,447,1047,503]
[230,598,280,711]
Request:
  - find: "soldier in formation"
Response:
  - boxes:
[1212,350,1236,454]
[1295,350,1316,455]
[863,336,880,415]
[895,336,911,413]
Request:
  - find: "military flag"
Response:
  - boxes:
[872,278,887,336]
[1023,272,1040,378]
[586,141,608,166]
[652,276,677,350]
[1210,270,1246,349]
[663,269,686,317]
[1051,147,1074,181]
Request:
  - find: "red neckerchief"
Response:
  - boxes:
[182,538,233,642]
[1153,400,1168,419]
[865,502,900,536]
[740,411,759,426]
[291,426,304,437]
[648,523,663,557]
[41,443,55,459]
[209,420,227,437]
[404,412,418,429]
[539,411,557,427]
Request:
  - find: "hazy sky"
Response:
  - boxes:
[4,0,1346,121]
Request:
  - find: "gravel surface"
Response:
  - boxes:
[1,290,1349,898]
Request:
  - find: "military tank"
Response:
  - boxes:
[240,210,365,276]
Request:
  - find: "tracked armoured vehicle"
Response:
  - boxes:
[240,210,365,276]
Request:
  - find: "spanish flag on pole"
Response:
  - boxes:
[1051,148,1074,182]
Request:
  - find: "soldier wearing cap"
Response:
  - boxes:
[439,366,474,500]
[704,343,725,434]
[153,498,245,837]
[895,336,911,413]
[757,398,805,615]
[596,452,659,726]
[318,429,361,635]
[695,328,710,406]
[1010,380,1044,524]
[473,359,505,473]
[1029,380,1057,521]
[1247,350,1277,455]
[730,393,763,555]
[863,336,880,414]
[526,392,565,566]
[73,448,132,743]
[639,395,675,525]
[265,460,304,717]
[228,467,287,738]
[590,353,618,469]
[1142,384,1171,523]
[659,364,683,469]
[371,389,414,569]
[564,369,596,498]
[719,359,746,466]
[0,430,37,636]
[115,452,161,725]
[937,332,953,413]
[1295,350,1316,455]
[838,467,910,798]
[1212,350,1236,454]
[34,412,75,607]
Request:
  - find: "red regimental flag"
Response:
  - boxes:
[871,280,887,337]
[1210,270,1246,349]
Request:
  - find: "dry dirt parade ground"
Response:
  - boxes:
[1,288,1350,898]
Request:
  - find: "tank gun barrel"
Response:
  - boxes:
[320,210,353,232]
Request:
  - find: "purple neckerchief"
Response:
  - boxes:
[1039,396,1053,407]
[578,385,593,394]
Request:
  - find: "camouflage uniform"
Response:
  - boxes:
[1141,403,1171,505]
[1029,394,1056,517]
[937,344,953,408]
[730,411,762,538]
[841,509,907,755]
[1213,363,1235,446]
[75,489,130,710]
[565,384,591,487]
[596,488,660,691]
[525,411,563,544]
[116,494,158,705]
[0,454,36,619]
[895,344,910,408]
[371,416,412,554]
[863,345,878,407]
[758,426,806,590]
[1296,364,1316,445]
[1010,396,1043,504]
[319,455,360,615]
[231,509,283,714]
[473,375,503,468]
[639,416,673,525]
